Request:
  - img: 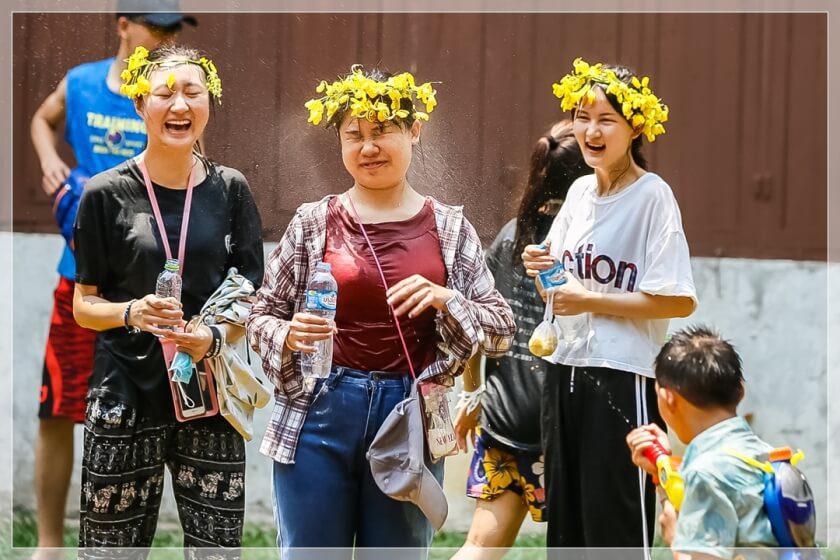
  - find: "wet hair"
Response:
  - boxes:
[512,120,590,265]
[144,44,204,87]
[573,63,648,170]
[328,66,417,133]
[654,325,745,409]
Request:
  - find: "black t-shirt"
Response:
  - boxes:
[74,158,264,418]
[480,218,558,452]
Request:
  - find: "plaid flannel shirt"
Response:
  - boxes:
[247,195,515,464]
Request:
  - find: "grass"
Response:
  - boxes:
[9,509,840,559]
[10,508,278,549]
[9,508,544,551]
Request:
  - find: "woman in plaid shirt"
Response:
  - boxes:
[247,66,515,556]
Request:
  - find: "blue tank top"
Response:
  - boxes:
[58,57,147,279]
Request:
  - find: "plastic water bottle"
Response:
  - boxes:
[154,259,182,332]
[300,262,338,379]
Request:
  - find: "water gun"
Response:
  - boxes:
[642,440,685,511]
[726,446,816,553]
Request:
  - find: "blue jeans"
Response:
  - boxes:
[272,366,445,560]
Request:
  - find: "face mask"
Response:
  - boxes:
[169,350,195,383]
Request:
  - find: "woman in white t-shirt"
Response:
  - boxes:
[522,59,697,549]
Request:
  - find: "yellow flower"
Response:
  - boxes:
[119,47,223,104]
[521,479,537,506]
[572,57,590,75]
[303,65,439,126]
[528,503,544,522]
[135,76,150,96]
[325,99,340,120]
[374,101,390,122]
[388,89,402,111]
[480,484,501,500]
[196,57,223,102]
[126,46,149,71]
[551,57,669,142]
[632,114,645,128]
[304,99,324,125]
[350,97,367,117]
[482,448,516,490]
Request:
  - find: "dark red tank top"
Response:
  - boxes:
[323,196,447,373]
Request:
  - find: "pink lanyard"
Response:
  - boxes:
[345,194,417,380]
[138,159,196,275]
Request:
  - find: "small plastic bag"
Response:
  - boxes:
[419,380,458,462]
[529,289,559,357]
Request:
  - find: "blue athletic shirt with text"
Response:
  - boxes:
[57,57,147,280]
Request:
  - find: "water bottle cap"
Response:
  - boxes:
[164,259,181,272]
[316,262,332,272]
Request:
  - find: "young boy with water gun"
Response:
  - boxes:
[626,325,816,559]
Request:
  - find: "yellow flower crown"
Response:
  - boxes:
[119,46,223,103]
[305,64,438,126]
[551,58,668,142]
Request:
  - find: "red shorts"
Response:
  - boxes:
[39,277,97,422]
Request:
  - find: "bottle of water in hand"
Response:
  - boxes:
[300,262,338,379]
[154,259,182,333]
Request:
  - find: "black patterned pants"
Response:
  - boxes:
[78,398,246,559]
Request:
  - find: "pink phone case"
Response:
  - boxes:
[160,338,219,422]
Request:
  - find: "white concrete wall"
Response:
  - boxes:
[5,233,835,543]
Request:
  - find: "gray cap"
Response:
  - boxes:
[367,383,448,530]
[116,0,197,28]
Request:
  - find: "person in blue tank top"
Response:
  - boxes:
[28,2,194,556]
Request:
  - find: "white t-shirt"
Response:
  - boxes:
[543,172,697,377]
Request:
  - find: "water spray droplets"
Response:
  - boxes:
[578,369,634,427]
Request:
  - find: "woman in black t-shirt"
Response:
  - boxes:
[452,121,588,556]
[72,45,263,552]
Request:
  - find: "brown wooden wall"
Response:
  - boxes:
[12,13,827,260]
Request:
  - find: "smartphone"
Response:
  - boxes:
[178,366,206,418]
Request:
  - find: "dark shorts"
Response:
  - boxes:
[466,427,546,522]
[39,276,97,422]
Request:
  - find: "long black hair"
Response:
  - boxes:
[602,63,649,170]
[511,120,590,265]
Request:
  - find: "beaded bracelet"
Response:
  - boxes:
[124,299,140,334]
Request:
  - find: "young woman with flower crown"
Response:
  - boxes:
[247,65,515,557]
[521,59,697,548]
[72,44,263,551]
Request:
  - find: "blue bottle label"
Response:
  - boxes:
[306,290,337,311]
[538,262,567,290]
